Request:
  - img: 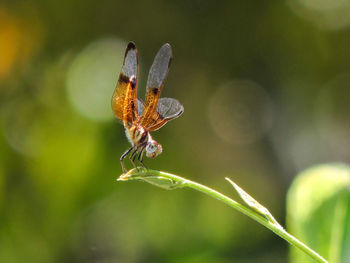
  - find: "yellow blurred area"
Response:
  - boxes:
[0,6,42,81]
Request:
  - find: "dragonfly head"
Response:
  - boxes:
[145,140,162,158]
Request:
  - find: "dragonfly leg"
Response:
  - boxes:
[138,146,147,169]
[120,146,134,173]
[129,147,139,169]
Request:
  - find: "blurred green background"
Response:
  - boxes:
[1,0,350,262]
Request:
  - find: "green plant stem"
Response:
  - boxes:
[118,169,328,263]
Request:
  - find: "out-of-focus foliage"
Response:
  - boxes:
[0,0,350,262]
[287,164,350,263]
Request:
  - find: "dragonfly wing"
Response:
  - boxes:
[147,98,184,131]
[140,43,172,126]
[111,42,139,123]
[137,97,145,117]
[156,98,184,119]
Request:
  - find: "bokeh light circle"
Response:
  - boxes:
[288,0,350,30]
[208,80,274,145]
[66,38,126,121]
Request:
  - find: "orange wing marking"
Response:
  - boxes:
[111,42,139,124]
[138,97,184,131]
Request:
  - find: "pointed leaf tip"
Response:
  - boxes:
[225,177,280,226]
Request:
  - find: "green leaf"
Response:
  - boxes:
[287,163,350,263]
[225,177,281,226]
[117,168,185,190]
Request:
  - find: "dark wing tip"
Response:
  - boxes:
[127,42,136,50]
[124,42,136,59]
[121,42,138,78]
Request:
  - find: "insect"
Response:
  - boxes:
[112,42,184,173]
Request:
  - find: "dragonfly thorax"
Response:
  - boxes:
[125,123,147,146]
[125,124,162,158]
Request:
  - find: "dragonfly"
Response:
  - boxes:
[112,42,184,173]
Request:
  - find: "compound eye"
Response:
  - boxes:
[146,143,157,153]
